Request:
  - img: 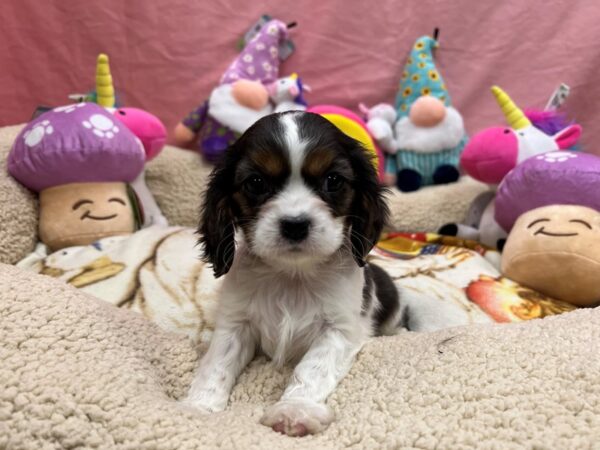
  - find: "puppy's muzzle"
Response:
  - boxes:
[280,216,312,243]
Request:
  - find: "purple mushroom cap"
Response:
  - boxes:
[495,151,600,232]
[8,102,145,192]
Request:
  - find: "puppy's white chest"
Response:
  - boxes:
[246,279,325,365]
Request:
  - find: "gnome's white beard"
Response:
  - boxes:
[208,84,273,134]
[394,106,465,153]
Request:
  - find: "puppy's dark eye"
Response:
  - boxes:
[324,173,345,193]
[244,175,269,196]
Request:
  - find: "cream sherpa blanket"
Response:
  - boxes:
[2,262,600,449]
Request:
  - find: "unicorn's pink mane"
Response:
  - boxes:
[525,109,573,136]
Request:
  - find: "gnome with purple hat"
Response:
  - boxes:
[8,103,146,251]
[174,19,292,162]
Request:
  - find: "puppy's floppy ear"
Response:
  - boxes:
[347,142,389,267]
[198,152,237,278]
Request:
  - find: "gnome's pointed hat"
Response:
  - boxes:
[220,19,289,86]
[395,35,451,118]
[96,53,115,108]
[491,85,532,130]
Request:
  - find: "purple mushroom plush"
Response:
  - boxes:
[495,151,600,306]
[8,102,145,250]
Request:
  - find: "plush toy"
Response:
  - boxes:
[91,54,168,227]
[8,103,146,251]
[461,86,582,185]
[174,19,298,162]
[358,103,397,154]
[267,72,310,113]
[496,151,600,306]
[388,34,468,192]
[439,86,583,250]
[307,105,385,182]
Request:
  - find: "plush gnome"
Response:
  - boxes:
[496,151,600,306]
[92,54,168,227]
[8,103,146,251]
[174,19,292,162]
[390,34,467,192]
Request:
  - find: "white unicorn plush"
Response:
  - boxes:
[267,73,311,113]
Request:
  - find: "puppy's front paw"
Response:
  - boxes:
[260,399,334,436]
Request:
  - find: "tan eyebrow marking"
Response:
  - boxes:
[249,148,287,178]
[302,148,336,178]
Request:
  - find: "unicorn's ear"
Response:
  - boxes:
[358,102,370,116]
[302,83,312,92]
[554,124,582,149]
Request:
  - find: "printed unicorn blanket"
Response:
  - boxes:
[16,227,575,343]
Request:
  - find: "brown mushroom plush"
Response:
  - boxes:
[496,151,600,306]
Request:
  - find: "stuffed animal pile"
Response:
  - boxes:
[6,18,599,312]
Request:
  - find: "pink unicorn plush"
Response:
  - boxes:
[460,86,582,185]
[439,85,582,250]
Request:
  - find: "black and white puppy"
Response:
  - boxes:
[183,111,402,436]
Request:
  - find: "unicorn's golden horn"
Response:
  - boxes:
[289,72,298,80]
[96,53,115,107]
[491,85,531,130]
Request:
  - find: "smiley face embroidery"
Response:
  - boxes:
[72,197,127,221]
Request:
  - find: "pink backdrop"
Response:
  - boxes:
[2,0,599,152]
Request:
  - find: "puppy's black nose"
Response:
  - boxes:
[280,216,311,242]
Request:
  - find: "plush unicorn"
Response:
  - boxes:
[460,86,582,185]
[93,54,168,228]
[267,73,310,113]
[358,103,397,154]
[440,85,582,250]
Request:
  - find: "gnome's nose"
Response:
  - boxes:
[409,96,446,127]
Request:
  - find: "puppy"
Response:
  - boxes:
[183,111,402,436]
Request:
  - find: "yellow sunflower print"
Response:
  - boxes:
[418,62,426,69]
[407,57,413,65]
[419,52,428,59]
[401,104,408,112]
[428,70,440,81]
[402,70,408,80]
[414,41,425,50]
[411,74,420,82]
[421,87,431,96]
[403,87,412,97]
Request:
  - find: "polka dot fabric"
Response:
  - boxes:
[395,36,451,118]
[220,20,288,85]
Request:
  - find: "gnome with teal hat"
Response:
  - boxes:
[390,32,468,192]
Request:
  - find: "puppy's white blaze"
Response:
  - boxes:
[279,112,306,177]
[252,178,345,267]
